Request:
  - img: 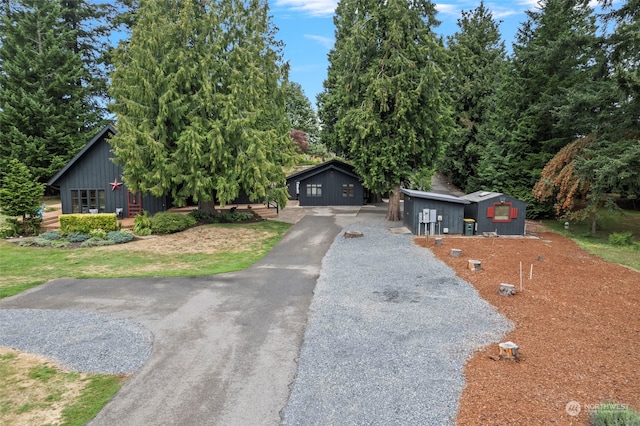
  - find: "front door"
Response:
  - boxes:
[127,190,142,217]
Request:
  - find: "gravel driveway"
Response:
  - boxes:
[283,218,512,425]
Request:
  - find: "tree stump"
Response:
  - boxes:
[499,341,519,360]
[450,249,462,257]
[435,238,443,246]
[499,283,516,296]
[344,230,364,239]
[468,259,481,271]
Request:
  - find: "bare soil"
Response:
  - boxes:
[417,224,640,424]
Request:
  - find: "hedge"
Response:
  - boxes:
[59,213,117,234]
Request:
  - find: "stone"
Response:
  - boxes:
[344,230,364,239]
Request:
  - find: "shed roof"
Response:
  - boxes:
[401,188,470,204]
[462,190,505,203]
[47,124,117,188]
[286,159,360,181]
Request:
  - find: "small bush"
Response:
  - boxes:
[51,239,70,248]
[39,231,61,241]
[189,209,216,223]
[66,232,90,243]
[134,211,152,236]
[0,217,20,238]
[215,210,255,223]
[150,212,196,234]
[608,231,634,247]
[106,230,134,244]
[80,237,115,248]
[17,237,47,247]
[89,229,107,239]
[590,402,640,426]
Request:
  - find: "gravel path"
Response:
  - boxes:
[0,309,152,374]
[282,218,512,425]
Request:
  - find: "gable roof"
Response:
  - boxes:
[286,159,360,182]
[47,124,117,188]
[401,188,470,204]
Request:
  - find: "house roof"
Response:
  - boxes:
[286,159,360,182]
[47,124,117,188]
[401,188,470,204]
[462,190,506,203]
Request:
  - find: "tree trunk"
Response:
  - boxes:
[591,213,597,235]
[198,199,217,215]
[386,185,402,221]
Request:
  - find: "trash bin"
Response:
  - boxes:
[463,219,475,236]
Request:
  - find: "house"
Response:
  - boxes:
[286,159,366,206]
[47,125,170,218]
[401,189,469,235]
[462,191,527,235]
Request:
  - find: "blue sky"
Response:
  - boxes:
[270,0,546,106]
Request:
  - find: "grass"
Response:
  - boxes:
[544,208,640,271]
[0,348,124,425]
[0,220,290,298]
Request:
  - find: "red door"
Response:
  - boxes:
[127,190,142,217]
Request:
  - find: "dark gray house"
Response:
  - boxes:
[286,159,365,206]
[402,189,469,235]
[47,125,170,218]
[462,191,527,235]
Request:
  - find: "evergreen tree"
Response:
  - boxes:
[474,0,601,217]
[439,2,506,192]
[318,0,451,220]
[0,159,45,234]
[0,0,108,183]
[108,0,295,212]
[284,81,322,155]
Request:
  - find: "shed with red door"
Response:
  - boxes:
[462,191,527,236]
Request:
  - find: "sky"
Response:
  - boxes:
[269,0,553,106]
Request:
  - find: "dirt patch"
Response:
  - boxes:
[95,224,276,255]
[416,229,640,424]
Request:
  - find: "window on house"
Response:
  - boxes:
[487,202,518,223]
[306,183,322,197]
[71,189,106,213]
[342,183,355,197]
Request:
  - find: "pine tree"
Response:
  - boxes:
[0,159,45,234]
[0,0,107,183]
[439,2,506,192]
[108,0,295,212]
[318,0,452,221]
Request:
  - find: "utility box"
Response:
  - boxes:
[463,219,475,236]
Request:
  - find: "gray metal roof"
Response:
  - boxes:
[462,190,504,203]
[401,188,470,204]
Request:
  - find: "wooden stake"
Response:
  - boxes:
[530,263,533,280]
[519,261,523,292]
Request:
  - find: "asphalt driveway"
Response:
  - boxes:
[0,206,376,425]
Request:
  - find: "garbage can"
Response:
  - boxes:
[463,219,475,236]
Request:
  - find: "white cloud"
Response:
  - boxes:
[435,3,460,17]
[304,34,334,49]
[275,0,337,17]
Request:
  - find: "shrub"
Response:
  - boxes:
[17,237,53,247]
[216,210,255,223]
[51,239,70,248]
[59,213,117,234]
[590,402,640,426]
[89,229,107,239]
[106,231,135,244]
[0,217,20,238]
[608,231,634,247]
[66,232,90,243]
[150,212,196,234]
[133,211,152,236]
[38,231,61,241]
[80,237,115,248]
[189,209,216,223]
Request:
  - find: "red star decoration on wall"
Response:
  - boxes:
[110,178,123,191]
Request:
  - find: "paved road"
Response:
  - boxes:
[1,206,382,425]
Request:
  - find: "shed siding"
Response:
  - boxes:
[464,194,526,235]
[297,169,363,206]
[403,196,466,234]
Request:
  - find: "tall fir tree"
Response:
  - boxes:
[317,0,452,220]
[439,2,506,192]
[0,0,108,184]
[474,0,601,217]
[108,0,295,211]
[284,81,320,144]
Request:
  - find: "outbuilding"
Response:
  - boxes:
[401,189,469,235]
[47,125,170,218]
[286,159,365,206]
[462,191,527,235]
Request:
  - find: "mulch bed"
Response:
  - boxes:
[416,229,640,424]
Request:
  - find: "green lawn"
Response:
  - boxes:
[0,220,290,299]
[544,208,640,271]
